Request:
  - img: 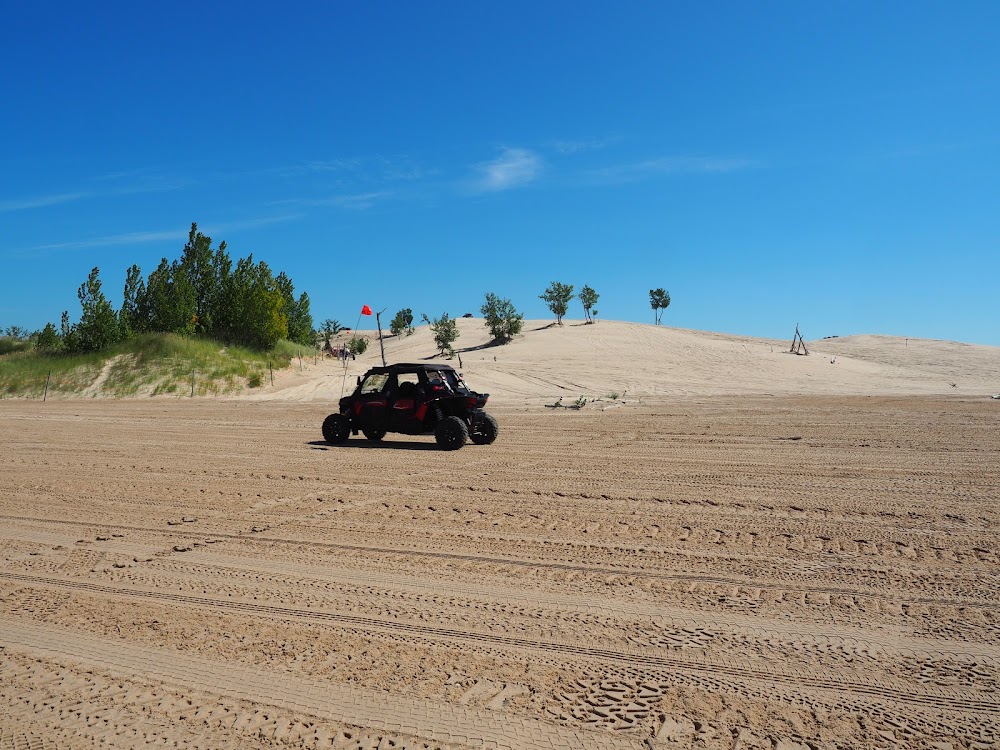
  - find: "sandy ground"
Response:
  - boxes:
[3,322,999,748]
[1,390,998,749]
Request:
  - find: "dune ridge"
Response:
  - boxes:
[253,318,1000,404]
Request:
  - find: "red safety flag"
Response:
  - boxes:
[361,304,373,316]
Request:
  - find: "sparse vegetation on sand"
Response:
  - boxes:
[0,333,298,398]
[481,292,524,343]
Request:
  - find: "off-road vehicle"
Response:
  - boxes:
[322,363,498,450]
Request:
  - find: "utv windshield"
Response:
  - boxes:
[426,370,457,389]
[426,369,471,394]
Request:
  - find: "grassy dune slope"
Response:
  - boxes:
[0,334,302,399]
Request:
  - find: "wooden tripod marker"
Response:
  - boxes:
[789,323,809,355]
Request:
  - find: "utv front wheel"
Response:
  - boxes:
[434,416,468,450]
[470,412,499,445]
[322,414,350,444]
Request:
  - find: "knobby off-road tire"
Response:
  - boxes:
[322,414,350,444]
[434,416,468,450]
[470,412,499,445]
[362,428,387,442]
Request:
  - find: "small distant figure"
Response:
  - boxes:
[830,356,837,364]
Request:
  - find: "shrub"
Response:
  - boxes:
[421,312,459,356]
[390,308,414,337]
[347,336,369,356]
[481,293,523,343]
[35,323,60,351]
[540,281,574,325]
[579,285,599,323]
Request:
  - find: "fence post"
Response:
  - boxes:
[298,349,303,371]
[43,371,51,401]
[191,370,196,397]
[269,361,274,386]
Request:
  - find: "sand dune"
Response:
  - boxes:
[253,319,1000,404]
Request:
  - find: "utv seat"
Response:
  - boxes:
[394,380,419,411]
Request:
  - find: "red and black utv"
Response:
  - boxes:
[322,363,498,450]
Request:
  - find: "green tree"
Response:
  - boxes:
[4,325,27,339]
[209,245,235,341]
[540,281,575,325]
[649,288,671,325]
[144,259,197,335]
[320,319,342,352]
[35,322,60,351]
[61,315,80,351]
[578,285,599,323]
[276,272,313,346]
[389,308,414,337]
[289,290,313,345]
[119,264,145,337]
[222,256,287,348]
[347,335,369,356]
[481,292,523,343]
[75,267,121,352]
[421,312,459,356]
[179,223,218,335]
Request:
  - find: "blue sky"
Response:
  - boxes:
[2,2,998,344]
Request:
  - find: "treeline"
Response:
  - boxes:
[38,223,313,353]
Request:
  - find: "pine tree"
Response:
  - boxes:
[75,267,121,352]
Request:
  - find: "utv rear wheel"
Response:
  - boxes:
[434,416,468,450]
[322,414,350,444]
[470,412,499,445]
[362,428,387,442]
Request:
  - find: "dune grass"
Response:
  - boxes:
[0,339,34,356]
[0,334,302,398]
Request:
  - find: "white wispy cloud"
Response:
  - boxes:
[552,136,616,155]
[250,158,364,180]
[302,158,364,173]
[23,229,188,253]
[0,192,92,212]
[1,170,189,214]
[472,148,543,192]
[10,215,302,258]
[201,214,304,234]
[325,192,392,210]
[273,192,392,211]
[583,155,756,184]
[90,168,160,182]
[107,176,193,195]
